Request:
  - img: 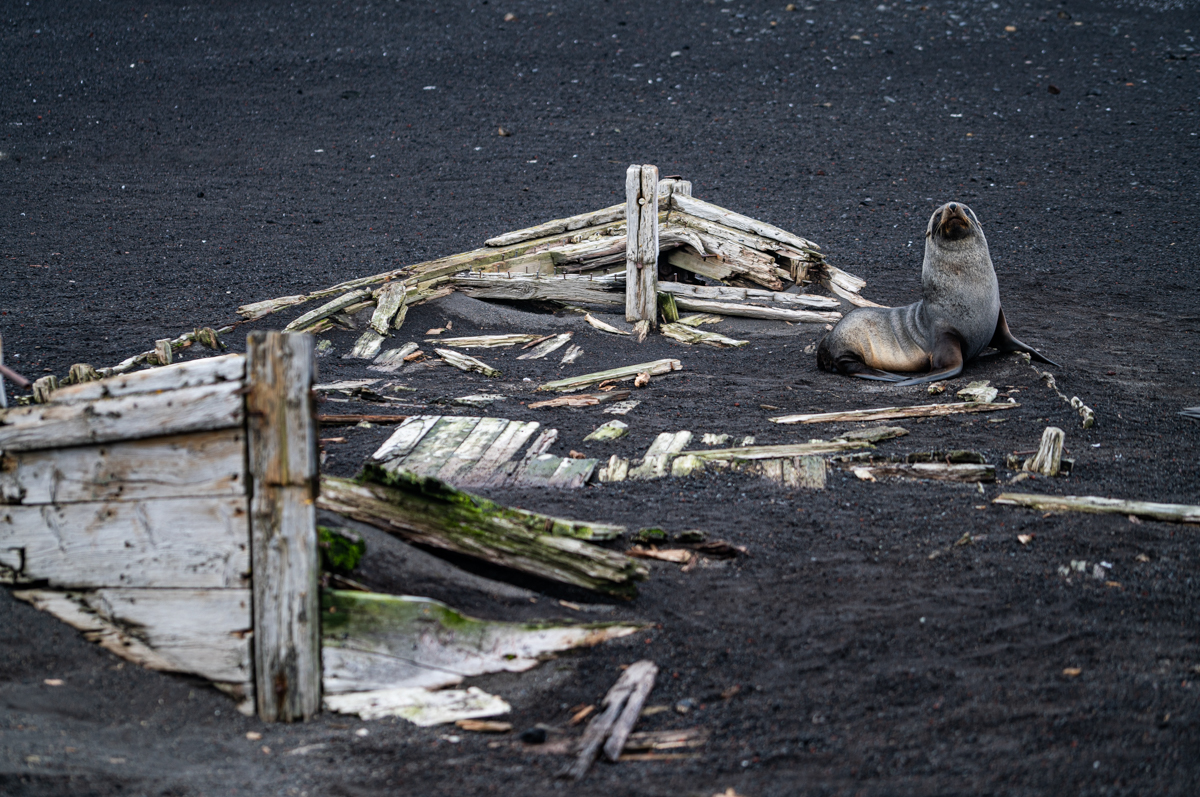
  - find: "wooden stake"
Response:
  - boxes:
[245,332,321,722]
[154,339,173,366]
[1023,426,1065,476]
[625,165,659,329]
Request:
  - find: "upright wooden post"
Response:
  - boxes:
[246,331,321,722]
[625,164,659,341]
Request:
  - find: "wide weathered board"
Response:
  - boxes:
[0,495,251,588]
[0,382,245,453]
[0,429,246,505]
[47,354,245,404]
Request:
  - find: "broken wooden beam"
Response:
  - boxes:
[664,248,783,292]
[660,323,748,348]
[453,274,621,306]
[317,468,646,596]
[527,391,631,410]
[571,660,659,779]
[538,360,682,393]
[669,193,819,253]
[436,348,501,378]
[430,334,542,349]
[1024,426,1065,476]
[370,282,408,335]
[517,333,573,361]
[992,493,1200,524]
[669,295,841,324]
[283,289,373,332]
[679,440,870,461]
[625,164,659,329]
[770,401,1020,425]
[656,280,840,310]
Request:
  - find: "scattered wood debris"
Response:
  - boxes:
[833,451,996,483]
[528,391,631,410]
[539,360,682,393]
[518,333,573,360]
[770,401,1020,425]
[992,493,1200,524]
[570,660,659,779]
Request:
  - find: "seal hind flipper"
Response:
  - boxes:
[893,333,964,387]
[988,307,1060,367]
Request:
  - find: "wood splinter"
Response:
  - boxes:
[569,660,658,780]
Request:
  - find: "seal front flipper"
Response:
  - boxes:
[893,333,964,387]
[988,307,1060,367]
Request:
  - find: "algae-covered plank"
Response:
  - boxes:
[394,417,483,476]
[372,415,442,462]
[992,493,1200,524]
[770,402,1021,425]
[459,420,541,487]
[370,282,408,335]
[629,431,693,480]
[832,426,909,443]
[436,418,512,483]
[538,359,682,393]
[548,456,599,489]
[515,453,569,487]
[321,590,643,693]
[584,420,629,442]
[317,469,646,597]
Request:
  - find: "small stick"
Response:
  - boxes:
[770,401,1020,425]
[570,660,658,779]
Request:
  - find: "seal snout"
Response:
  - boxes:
[938,202,973,240]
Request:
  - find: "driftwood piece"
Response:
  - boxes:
[561,345,584,364]
[992,493,1200,524]
[664,248,782,292]
[812,262,882,307]
[1023,426,1065,476]
[31,376,59,404]
[626,164,659,328]
[629,432,693,480]
[48,354,244,404]
[485,205,626,248]
[656,281,840,310]
[680,440,869,461]
[770,402,1020,425]
[436,348,500,378]
[347,330,386,360]
[455,274,621,306]
[585,313,630,336]
[670,295,840,324]
[245,332,321,723]
[670,193,818,253]
[318,469,645,596]
[570,660,658,779]
[832,426,909,443]
[321,590,643,693]
[517,333,573,360]
[836,460,995,483]
[583,420,629,442]
[660,323,748,348]
[957,380,998,404]
[283,289,373,332]
[369,342,420,373]
[370,282,408,335]
[431,334,541,349]
[324,685,510,725]
[154,339,173,366]
[528,391,631,410]
[539,360,682,393]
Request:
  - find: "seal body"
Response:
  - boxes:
[817,202,1055,385]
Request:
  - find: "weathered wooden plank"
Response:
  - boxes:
[318,470,647,597]
[485,204,627,248]
[992,493,1200,524]
[283,289,373,332]
[770,402,1021,425]
[459,420,541,487]
[370,282,408,335]
[394,417,483,476]
[667,210,820,258]
[584,313,631,336]
[597,455,630,483]
[670,296,841,324]
[841,461,995,483]
[436,349,501,378]
[670,193,820,253]
[660,323,748,348]
[321,591,643,693]
[372,415,442,462]
[656,281,840,310]
[346,331,386,360]
[0,381,244,454]
[245,332,321,723]
[0,495,251,588]
[602,661,658,763]
[515,453,569,487]
[547,456,599,489]
[368,342,420,373]
[13,587,252,684]
[454,275,621,306]
[626,164,659,327]
[538,359,682,393]
[516,333,573,361]
[0,429,245,505]
[429,334,541,349]
[681,440,868,461]
[436,418,510,483]
[499,428,558,488]
[571,660,658,779]
[47,354,245,404]
[629,431,693,480]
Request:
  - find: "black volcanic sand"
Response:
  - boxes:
[2,1,1199,795]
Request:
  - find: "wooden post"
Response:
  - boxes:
[246,332,321,722]
[625,164,659,339]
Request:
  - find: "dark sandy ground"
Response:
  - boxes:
[2,1,1199,795]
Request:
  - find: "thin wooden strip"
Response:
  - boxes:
[395,417,483,476]
[0,429,246,505]
[371,415,442,461]
[537,359,682,393]
[370,282,407,335]
[602,661,658,762]
[485,204,627,247]
[660,323,748,348]
[436,349,501,378]
[283,289,373,332]
[682,440,869,461]
[47,354,245,404]
[436,418,511,483]
[516,333,573,361]
[770,402,1021,425]
[656,281,839,310]
[570,660,657,779]
[992,493,1200,524]
[458,421,541,487]
[670,193,820,252]
[429,334,541,349]
[1,495,251,589]
[668,210,819,256]
[671,296,841,324]
[0,382,244,453]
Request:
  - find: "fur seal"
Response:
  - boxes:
[817,201,1056,386]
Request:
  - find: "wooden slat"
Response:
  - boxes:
[394,417,483,476]
[246,331,321,723]
[459,421,541,487]
[14,587,252,684]
[625,165,659,326]
[0,496,251,588]
[371,415,441,462]
[629,432,693,480]
[436,418,511,483]
[547,456,598,489]
[515,454,568,487]
[0,429,246,505]
[656,280,839,309]
[0,382,244,453]
[670,193,820,253]
[670,296,841,324]
[47,354,245,404]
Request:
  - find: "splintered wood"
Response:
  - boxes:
[571,660,659,779]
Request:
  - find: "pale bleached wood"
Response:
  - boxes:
[1024,426,1065,476]
[460,420,542,487]
[315,379,381,392]
[346,330,386,360]
[485,205,626,248]
[770,402,1021,425]
[560,345,584,364]
[500,428,558,487]
[583,420,628,442]
[571,660,658,779]
[370,282,407,335]
[629,431,693,480]
[0,429,245,505]
[395,417,483,476]
[436,348,501,378]
[547,457,598,489]
[656,281,839,310]
[67,363,101,385]
[538,359,682,393]
[283,289,373,332]
[664,248,781,291]
[515,452,570,487]
[671,296,841,324]
[455,275,621,306]
[14,587,252,683]
[48,354,245,404]
[657,178,692,197]
[0,495,251,588]
[527,390,631,409]
[666,225,784,289]
[368,342,420,373]
[31,376,59,404]
[815,262,884,307]
[321,591,642,693]
[154,339,173,366]
[0,381,244,453]
[584,313,630,336]
[668,210,820,258]
[597,455,630,483]
[670,193,820,253]
[436,418,511,483]
[992,493,1200,524]
[602,661,658,762]
[680,440,868,461]
[660,323,748,348]
[430,334,541,349]
[245,331,321,723]
[626,165,659,327]
[371,415,442,462]
[516,333,573,360]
